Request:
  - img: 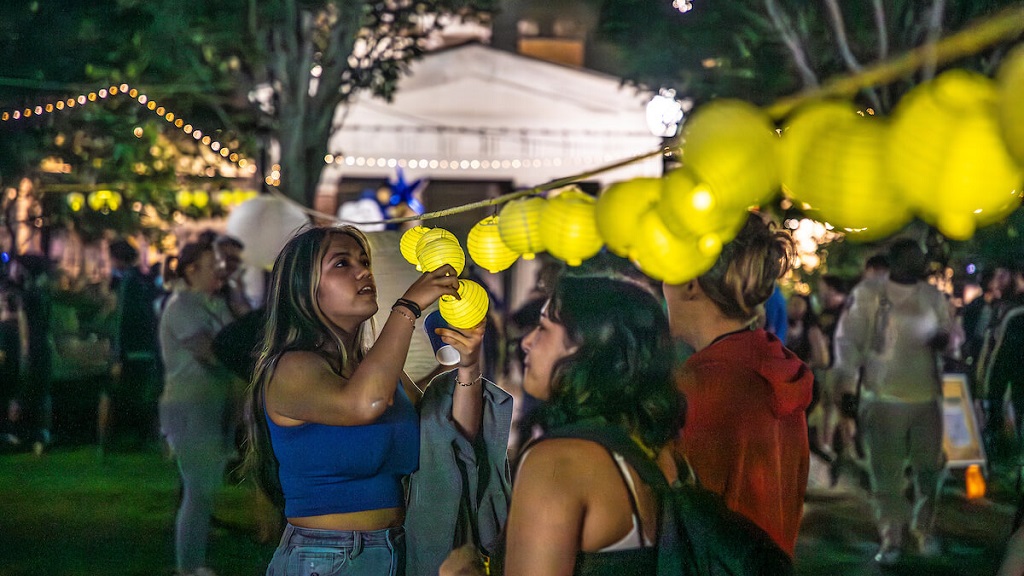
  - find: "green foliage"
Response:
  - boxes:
[591,0,1022,109]
[1,0,497,229]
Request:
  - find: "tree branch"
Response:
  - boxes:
[871,0,889,60]
[765,4,1024,119]
[763,0,819,88]
[922,0,947,80]
[822,0,881,110]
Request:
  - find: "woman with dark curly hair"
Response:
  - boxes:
[662,213,813,559]
[444,274,681,576]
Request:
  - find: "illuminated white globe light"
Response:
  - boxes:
[646,89,686,138]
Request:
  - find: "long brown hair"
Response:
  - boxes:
[242,225,376,509]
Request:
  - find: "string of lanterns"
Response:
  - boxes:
[378,45,1023,294]
[63,187,258,213]
[0,83,254,170]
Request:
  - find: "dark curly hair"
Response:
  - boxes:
[533,275,682,451]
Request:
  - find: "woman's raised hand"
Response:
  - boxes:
[437,319,486,370]
[401,263,461,312]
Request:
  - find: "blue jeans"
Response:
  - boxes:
[266,523,405,576]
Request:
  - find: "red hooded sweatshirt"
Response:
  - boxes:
[675,328,813,557]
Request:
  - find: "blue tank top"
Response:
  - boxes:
[267,384,420,518]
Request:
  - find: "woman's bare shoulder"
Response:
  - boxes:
[520,438,612,477]
[270,350,337,390]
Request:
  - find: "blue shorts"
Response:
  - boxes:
[266,523,405,576]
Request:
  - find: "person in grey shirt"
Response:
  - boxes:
[158,240,238,576]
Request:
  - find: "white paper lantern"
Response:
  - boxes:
[225,195,310,270]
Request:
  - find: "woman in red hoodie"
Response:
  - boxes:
[662,213,813,559]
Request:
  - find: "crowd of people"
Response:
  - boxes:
[1,212,1024,575]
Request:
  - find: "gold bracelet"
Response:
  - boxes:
[391,306,416,326]
[455,373,483,387]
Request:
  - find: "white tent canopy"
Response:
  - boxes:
[320,43,663,189]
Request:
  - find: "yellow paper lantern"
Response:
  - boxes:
[657,166,747,250]
[67,192,85,212]
[997,45,1024,165]
[400,225,430,269]
[176,190,193,208]
[416,228,466,276]
[784,105,912,242]
[498,197,546,259]
[779,100,859,194]
[630,208,719,284]
[595,177,662,257]
[192,190,209,209]
[106,191,122,211]
[87,191,105,211]
[889,70,1024,240]
[680,99,781,210]
[467,216,519,273]
[439,279,489,329]
[539,188,603,267]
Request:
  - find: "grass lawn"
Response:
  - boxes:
[0,446,277,576]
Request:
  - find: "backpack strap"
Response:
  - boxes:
[543,424,693,576]
[543,424,671,492]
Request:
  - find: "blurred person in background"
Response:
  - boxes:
[212,235,252,319]
[158,240,239,576]
[105,239,162,452]
[832,239,954,565]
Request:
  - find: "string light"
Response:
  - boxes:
[324,153,616,172]
[0,83,253,169]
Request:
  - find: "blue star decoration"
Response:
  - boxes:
[385,168,427,229]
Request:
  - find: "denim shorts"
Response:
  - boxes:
[266,523,405,576]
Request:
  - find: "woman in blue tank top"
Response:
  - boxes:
[244,225,498,576]
[442,275,682,576]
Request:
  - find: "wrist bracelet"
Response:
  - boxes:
[391,306,416,326]
[393,298,422,318]
[455,373,483,387]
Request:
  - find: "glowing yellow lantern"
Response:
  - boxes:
[889,70,1024,240]
[439,279,489,329]
[779,100,858,193]
[657,166,747,251]
[176,190,194,208]
[785,106,912,242]
[467,216,519,273]
[106,191,122,211]
[680,99,780,211]
[87,191,105,211]
[498,197,546,259]
[539,187,603,267]
[400,225,430,269]
[192,190,209,209]
[67,192,85,212]
[416,228,466,276]
[997,45,1024,165]
[630,208,719,284]
[595,177,661,257]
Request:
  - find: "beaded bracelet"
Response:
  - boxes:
[455,373,483,387]
[391,306,416,326]
[393,298,422,318]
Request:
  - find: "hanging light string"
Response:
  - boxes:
[309,4,1024,228]
[0,83,255,170]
